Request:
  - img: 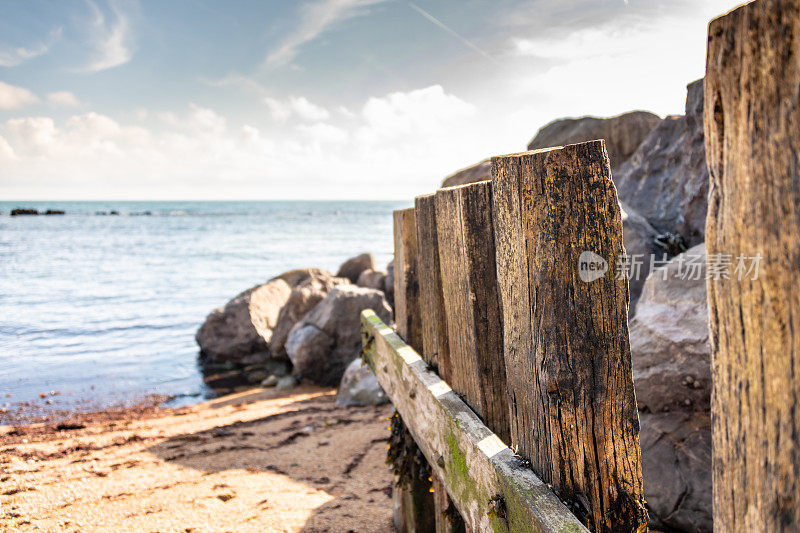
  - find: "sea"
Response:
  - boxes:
[0,201,404,424]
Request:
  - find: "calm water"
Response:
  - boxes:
[0,201,403,423]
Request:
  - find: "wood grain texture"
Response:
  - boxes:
[415,194,465,533]
[361,310,588,533]
[435,181,511,445]
[414,194,450,377]
[705,1,800,529]
[394,208,423,352]
[492,141,646,532]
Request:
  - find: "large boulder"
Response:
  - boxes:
[620,201,659,315]
[336,253,375,284]
[614,80,709,245]
[630,243,711,531]
[336,358,389,406]
[196,268,328,363]
[527,110,660,172]
[195,278,292,362]
[441,159,491,188]
[286,286,393,386]
[268,271,348,360]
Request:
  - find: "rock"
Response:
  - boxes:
[261,375,279,387]
[336,253,375,284]
[275,375,297,390]
[527,110,660,172]
[336,358,388,406]
[356,269,386,290]
[274,268,332,288]
[44,209,65,215]
[384,260,395,305]
[630,243,710,411]
[630,243,711,531]
[614,80,709,245]
[639,412,711,532]
[269,271,348,360]
[286,286,393,386]
[195,277,292,363]
[620,201,659,315]
[441,159,491,188]
[11,208,38,216]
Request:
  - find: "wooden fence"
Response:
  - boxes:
[364,140,647,532]
[363,1,800,531]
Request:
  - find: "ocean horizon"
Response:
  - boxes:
[0,200,404,424]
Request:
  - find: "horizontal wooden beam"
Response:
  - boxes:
[361,310,587,533]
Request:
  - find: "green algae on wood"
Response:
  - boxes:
[361,309,587,532]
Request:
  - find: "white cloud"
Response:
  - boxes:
[0,86,485,199]
[264,0,386,68]
[358,84,475,143]
[83,0,135,72]
[264,95,330,122]
[0,27,61,67]
[0,82,39,110]
[47,91,82,107]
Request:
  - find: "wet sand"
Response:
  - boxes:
[0,386,394,532]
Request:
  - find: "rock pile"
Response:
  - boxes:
[196,254,392,404]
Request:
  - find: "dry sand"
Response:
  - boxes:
[0,386,394,532]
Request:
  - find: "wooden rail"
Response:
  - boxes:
[361,310,588,533]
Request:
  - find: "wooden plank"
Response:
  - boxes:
[414,194,451,377]
[492,141,647,531]
[415,194,466,533]
[392,206,435,533]
[393,208,423,351]
[361,310,588,533]
[434,181,511,445]
[705,1,800,529]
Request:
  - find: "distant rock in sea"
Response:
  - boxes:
[11,208,39,216]
[45,209,65,215]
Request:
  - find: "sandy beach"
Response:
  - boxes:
[0,386,394,532]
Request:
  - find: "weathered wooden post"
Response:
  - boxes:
[414,194,466,533]
[705,1,800,529]
[392,207,435,533]
[434,181,511,445]
[492,141,647,531]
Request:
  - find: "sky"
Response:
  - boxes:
[0,0,737,201]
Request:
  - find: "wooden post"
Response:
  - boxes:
[434,181,511,445]
[705,1,800,529]
[414,194,466,533]
[492,141,647,532]
[392,207,435,533]
[394,208,423,351]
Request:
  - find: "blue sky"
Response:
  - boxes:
[0,0,736,200]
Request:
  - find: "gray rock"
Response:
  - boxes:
[336,358,389,406]
[527,110,660,172]
[614,80,708,245]
[630,243,711,531]
[441,159,491,188]
[336,253,375,284]
[286,285,393,386]
[620,201,659,315]
[261,375,279,387]
[630,243,710,412]
[356,268,386,290]
[269,271,347,360]
[276,375,297,390]
[247,370,269,384]
[195,277,292,362]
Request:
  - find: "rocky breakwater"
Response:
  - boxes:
[196,254,391,406]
